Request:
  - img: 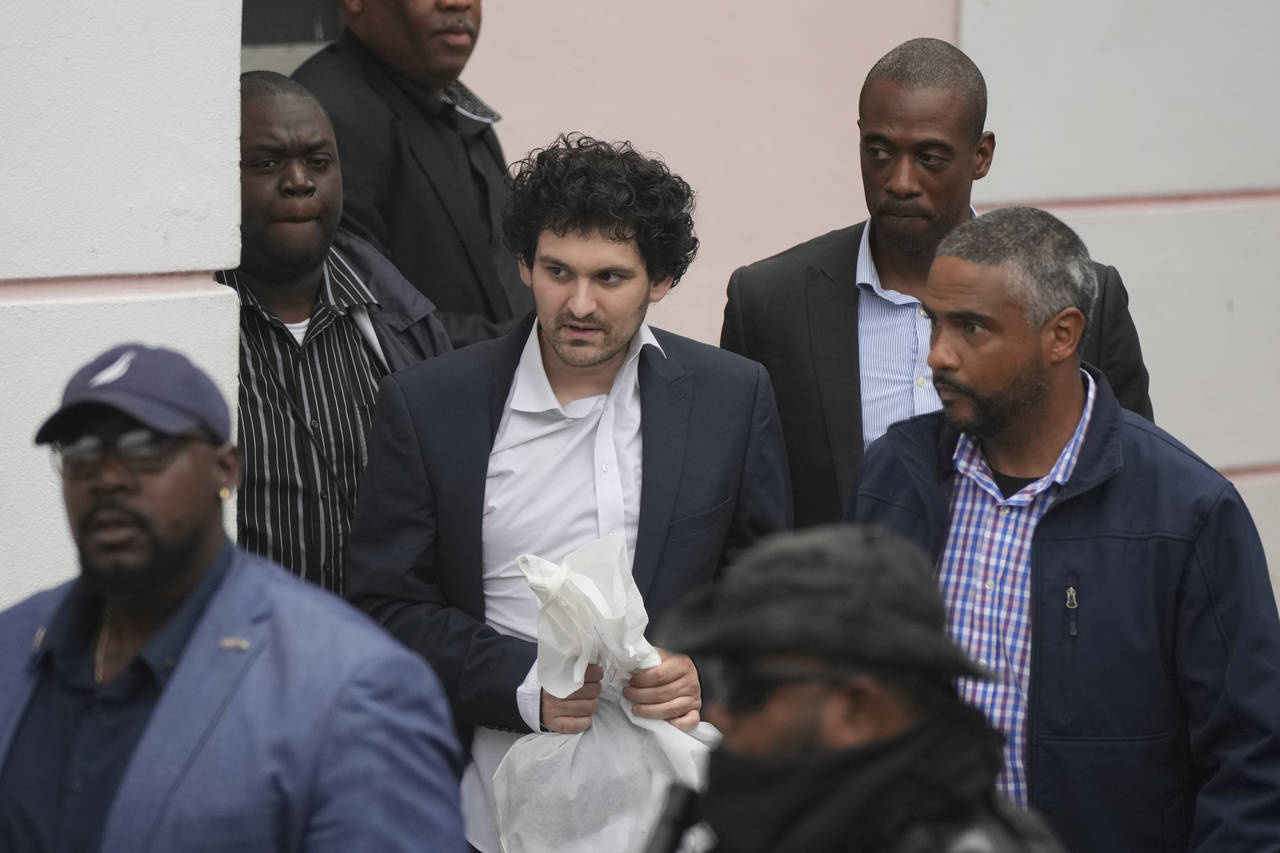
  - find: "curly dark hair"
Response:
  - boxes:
[503,133,699,285]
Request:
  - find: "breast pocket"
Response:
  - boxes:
[666,496,734,542]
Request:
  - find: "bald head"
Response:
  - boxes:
[861,38,987,142]
[240,70,322,107]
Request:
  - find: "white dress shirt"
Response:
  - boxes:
[461,322,662,853]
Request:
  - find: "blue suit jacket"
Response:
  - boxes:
[345,316,792,739]
[0,547,467,853]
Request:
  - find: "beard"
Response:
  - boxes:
[76,500,204,599]
[933,357,1049,438]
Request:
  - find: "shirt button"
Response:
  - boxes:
[918,306,928,318]
[979,659,989,668]
[999,506,1010,515]
[601,463,610,473]
[915,375,927,387]
[310,418,320,430]
[985,581,995,592]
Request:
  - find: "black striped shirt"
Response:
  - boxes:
[217,248,386,594]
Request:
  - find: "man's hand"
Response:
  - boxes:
[623,648,702,732]
[541,663,604,733]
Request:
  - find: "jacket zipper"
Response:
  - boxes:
[1066,582,1079,637]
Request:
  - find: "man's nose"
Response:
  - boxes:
[280,161,315,197]
[884,155,920,198]
[86,448,138,493]
[566,280,597,317]
[927,331,958,372]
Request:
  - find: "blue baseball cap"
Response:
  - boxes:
[35,343,231,445]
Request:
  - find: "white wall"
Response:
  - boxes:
[959,0,1280,598]
[0,4,243,609]
[1,4,242,278]
[0,280,239,606]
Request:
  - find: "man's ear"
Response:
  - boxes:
[1043,306,1086,365]
[215,443,243,494]
[972,131,995,181]
[342,0,364,17]
[518,258,533,287]
[649,277,674,304]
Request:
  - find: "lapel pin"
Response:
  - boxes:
[219,637,251,651]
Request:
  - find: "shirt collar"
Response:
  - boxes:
[857,207,979,304]
[35,539,235,687]
[508,321,664,416]
[219,246,378,320]
[953,369,1098,500]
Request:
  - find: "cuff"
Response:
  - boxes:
[516,661,542,732]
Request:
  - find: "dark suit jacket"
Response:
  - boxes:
[344,316,792,740]
[294,31,531,347]
[0,547,466,852]
[721,222,1153,529]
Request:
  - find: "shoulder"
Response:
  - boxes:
[293,40,387,123]
[229,551,439,683]
[332,231,436,315]
[0,583,73,638]
[652,328,766,382]
[1115,411,1232,498]
[731,223,864,286]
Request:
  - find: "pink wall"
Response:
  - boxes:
[464,2,957,343]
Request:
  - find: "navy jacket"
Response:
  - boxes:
[344,316,792,743]
[848,367,1280,853]
[0,547,466,853]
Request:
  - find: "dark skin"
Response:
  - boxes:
[704,658,924,758]
[858,80,995,299]
[60,408,240,683]
[344,0,481,99]
[924,256,1087,477]
[238,93,343,323]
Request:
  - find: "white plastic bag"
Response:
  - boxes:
[492,534,714,853]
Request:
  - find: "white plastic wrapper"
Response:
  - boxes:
[493,534,715,853]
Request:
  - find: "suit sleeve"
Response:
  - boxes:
[720,267,750,356]
[722,363,792,563]
[1094,266,1154,421]
[345,375,537,732]
[1178,484,1280,851]
[304,651,468,853]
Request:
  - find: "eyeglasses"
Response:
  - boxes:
[52,428,215,480]
[702,657,860,714]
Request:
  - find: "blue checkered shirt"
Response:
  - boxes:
[937,370,1097,805]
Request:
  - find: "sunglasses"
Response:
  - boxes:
[52,428,215,480]
[702,658,861,714]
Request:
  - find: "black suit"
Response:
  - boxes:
[722,223,1153,528]
[295,31,531,347]
[344,316,792,739]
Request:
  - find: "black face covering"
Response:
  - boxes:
[697,702,1003,853]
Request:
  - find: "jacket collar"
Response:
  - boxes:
[906,362,1125,495]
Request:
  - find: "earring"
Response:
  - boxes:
[218,487,231,500]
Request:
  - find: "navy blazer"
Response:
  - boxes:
[722,222,1153,528]
[0,547,466,853]
[345,316,792,738]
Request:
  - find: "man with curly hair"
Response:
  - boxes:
[343,134,792,852]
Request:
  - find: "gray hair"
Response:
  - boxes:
[936,206,1098,329]
[861,38,987,142]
